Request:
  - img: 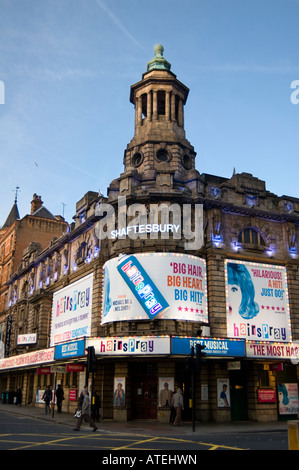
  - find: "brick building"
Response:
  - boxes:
[0,46,298,423]
[0,194,68,359]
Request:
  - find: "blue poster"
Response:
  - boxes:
[54,339,86,359]
[117,255,169,320]
[172,336,245,357]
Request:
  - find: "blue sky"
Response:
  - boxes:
[0,0,298,225]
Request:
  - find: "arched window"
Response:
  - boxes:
[238,228,265,246]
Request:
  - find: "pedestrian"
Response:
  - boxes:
[15,388,22,406]
[78,385,88,408]
[169,391,176,424]
[94,390,101,422]
[74,390,98,432]
[56,384,64,413]
[42,385,52,414]
[172,387,184,426]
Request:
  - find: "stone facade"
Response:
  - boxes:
[0,194,68,339]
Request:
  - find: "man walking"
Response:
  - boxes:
[74,390,98,432]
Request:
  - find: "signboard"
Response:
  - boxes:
[102,253,208,324]
[278,383,299,415]
[37,367,52,375]
[51,365,66,374]
[0,348,54,370]
[87,336,170,356]
[113,378,126,406]
[17,333,37,345]
[159,378,175,407]
[69,389,77,402]
[36,389,54,404]
[246,341,299,360]
[117,255,169,319]
[5,315,12,357]
[171,336,245,357]
[225,260,291,342]
[257,389,276,403]
[217,379,230,408]
[66,364,85,373]
[54,339,86,360]
[50,273,93,346]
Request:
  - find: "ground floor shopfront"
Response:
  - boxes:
[0,336,299,423]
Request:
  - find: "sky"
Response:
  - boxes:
[0,0,298,226]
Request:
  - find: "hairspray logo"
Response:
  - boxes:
[117,255,169,319]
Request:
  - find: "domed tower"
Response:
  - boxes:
[108,45,200,199]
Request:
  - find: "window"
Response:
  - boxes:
[156,149,169,163]
[157,90,165,116]
[238,228,265,246]
[259,367,269,387]
[132,152,143,167]
[181,154,192,170]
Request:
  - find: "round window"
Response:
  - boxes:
[132,152,143,167]
[156,149,169,163]
[182,154,192,170]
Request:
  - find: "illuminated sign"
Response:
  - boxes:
[225,260,292,342]
[50,274,93,347]
[102,253,208,324]
[117,255,169,319]
[87,336,170,355]
[110,224,180,239]
[17,333,37,345]
[246,341,299,360]
[172,336,245,357]
[0,348,54,370]
[54,339,86,360]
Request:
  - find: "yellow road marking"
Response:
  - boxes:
[0,432,245,451]
[112,436,160,450]
[10,435,84,451]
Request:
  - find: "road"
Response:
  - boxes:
[0,409,288,453]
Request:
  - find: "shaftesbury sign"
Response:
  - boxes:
[95,196,204,251]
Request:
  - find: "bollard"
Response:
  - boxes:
[288,420,299,450]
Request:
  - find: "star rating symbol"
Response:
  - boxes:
[177,306,204,314]
[261,305,286,311]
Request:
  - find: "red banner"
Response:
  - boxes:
[66,363,85,372]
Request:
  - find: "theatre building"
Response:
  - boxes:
[0,45,299,423]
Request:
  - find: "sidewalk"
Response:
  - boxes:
[0,402,288,436]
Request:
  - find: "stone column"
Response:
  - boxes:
[135,96,142,128]
[165,91,170,121]
[171,92,176,122]
[178,98,184,127]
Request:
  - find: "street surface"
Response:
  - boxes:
[0,409,288,452]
